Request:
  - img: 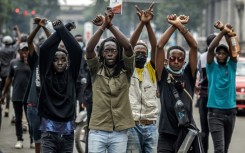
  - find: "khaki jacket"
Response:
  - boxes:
[86,53,135,131]
[129,61,160,121]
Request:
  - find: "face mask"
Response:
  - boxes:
[135,54,147,68]
[78,42,84,49]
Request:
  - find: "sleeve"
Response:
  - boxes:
[123,52,135,77]
[39,32,60,78]
[86,56,100,78]
[27,51,38,71]
[206,60,215,74]
[55,24,83,81]
[8,60,15,78]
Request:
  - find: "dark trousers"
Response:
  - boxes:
[41,131,74,153]
[13,101,32,143]
[208,108,236,153]
[157,133,177,153]
[198,97,209,153]
[0,76,10,110]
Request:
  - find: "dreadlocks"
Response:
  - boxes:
[98,37,125,77]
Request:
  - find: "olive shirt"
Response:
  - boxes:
[86,53,135,131]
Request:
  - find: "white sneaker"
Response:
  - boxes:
[15,141,23,149]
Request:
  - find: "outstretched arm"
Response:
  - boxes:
[144,3,156,64]
[156,14,177,80]
[175,15,198,77]
[27,17,42,56]
[129,5,145,48]
[106,9,133,57]
[54,20,83,80]
[86,15,105,59]
[207,22,232,64]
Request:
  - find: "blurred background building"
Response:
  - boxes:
[0,0,244,53]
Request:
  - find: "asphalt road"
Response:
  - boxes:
[0,101,245,153]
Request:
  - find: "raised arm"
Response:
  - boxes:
[86,15,105,59]
[144,4,156,64]
[207,21,232,64]
[129,5,145,48]
[27,17,42,56]
[156,14,177,80]
[106,9,133,57]
[54,20,83,80]
[175,15,198,77]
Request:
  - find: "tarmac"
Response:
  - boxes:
[1,96,245,153]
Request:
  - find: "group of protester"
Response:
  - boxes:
[0,2,240,153]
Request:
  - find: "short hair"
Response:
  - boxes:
[167,46,186,58]
[135,40,148,53]
[56,48,68,55]
[215,44,229,54]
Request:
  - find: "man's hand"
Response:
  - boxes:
[135,3,154,23]
[102,8,114,29]
[33,17,41,24]
[223,24,233,35]
[92,15,105,26]
[178,15,189,24]
[214,20,225,30]
[167,14,178,25]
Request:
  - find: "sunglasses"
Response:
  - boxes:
[169,56,185,62]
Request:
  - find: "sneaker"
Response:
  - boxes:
[15,141,23,149]
[30,143,35,149]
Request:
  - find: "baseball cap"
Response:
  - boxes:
[19,42,28,50]
[3,35,13,45]
[215,44,229,54]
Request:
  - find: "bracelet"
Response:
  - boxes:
[106,22,113,29]
[179,26,188,35]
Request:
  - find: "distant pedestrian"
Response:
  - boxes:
[0,42,31,149]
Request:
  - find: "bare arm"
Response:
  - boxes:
[156,25,176,80]
[27,18,42,56]
[207,22,232,64]
[0,77,12,102]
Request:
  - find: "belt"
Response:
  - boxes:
[135,120,156,125]
[208,108,237,115]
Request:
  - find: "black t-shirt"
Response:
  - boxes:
[9,59,31,101]
[23,51,40,106]
[157,64,196,136]
[0,45,17,77]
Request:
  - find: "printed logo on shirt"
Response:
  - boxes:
[36,65,40,87]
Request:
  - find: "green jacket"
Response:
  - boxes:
[87,53,135,131]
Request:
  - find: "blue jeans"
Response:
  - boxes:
[127,124,157,153]
[41,131,74,153]
[27,106,41,143]
[208,108,236,153]
[88,129,128,153]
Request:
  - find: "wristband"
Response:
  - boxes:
[179,26,188,35]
